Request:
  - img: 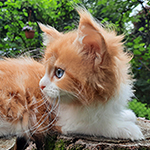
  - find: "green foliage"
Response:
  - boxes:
[128,99,150,120]
[44,135,86,150]
[124,2,150,105]
[0,0,79,57]
[54,139,66,150]
[44,134,58,150]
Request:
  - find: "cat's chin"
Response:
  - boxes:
[59,94,76,104]
[44,91,76,104]
[57,90,76,104]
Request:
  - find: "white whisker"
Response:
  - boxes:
[27,104,50,133]
[29,96,60,135]
[73,84,87,102]
[33,98,47,110]
[37,96,60,132]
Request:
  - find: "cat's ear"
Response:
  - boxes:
[75,8,107,65]
[38,23,62,46]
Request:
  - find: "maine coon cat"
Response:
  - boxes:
[0,58,58,138]
[39,7,144,140]
[0,7,144,141]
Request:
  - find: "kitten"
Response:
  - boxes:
[39,7,144,141]
[0,58,57,138]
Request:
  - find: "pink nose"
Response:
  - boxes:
[40,85,46,90]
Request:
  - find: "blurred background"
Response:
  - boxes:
[0,0,150,120]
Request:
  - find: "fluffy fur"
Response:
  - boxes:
[0,58,57,138]
[0,7,144,141]
[39,7,144,140]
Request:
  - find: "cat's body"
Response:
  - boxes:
[0,7,144,141]
[39,8,144,140]
[57,84,140,140]
[0,58,56,138]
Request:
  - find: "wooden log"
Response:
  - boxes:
[0,137,16,150]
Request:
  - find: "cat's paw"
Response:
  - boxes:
[118,122,144,141]
[121,109,137,123]
[118,110,144,140]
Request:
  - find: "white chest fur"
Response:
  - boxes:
[57,83,144,141]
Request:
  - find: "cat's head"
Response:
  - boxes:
[39,8,131,105]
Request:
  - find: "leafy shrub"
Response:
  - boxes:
[128,99,150,120]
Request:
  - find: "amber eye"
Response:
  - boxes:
[55,68,64,79]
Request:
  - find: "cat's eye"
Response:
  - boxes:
[55,68,64,79]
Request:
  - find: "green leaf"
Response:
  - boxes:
[0,2,3,6]
[127,42,133,46]
[4,25,10,29]
[138,27,144,32]
[133,50,141,55]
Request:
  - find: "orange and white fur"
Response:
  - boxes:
[39,8,144,140]
[0,7,144,141]
[0,58,57,138]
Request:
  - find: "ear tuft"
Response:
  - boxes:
[38,22,61,46]
[74,7,107,65]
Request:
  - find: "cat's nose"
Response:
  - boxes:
[40,85,46,90]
